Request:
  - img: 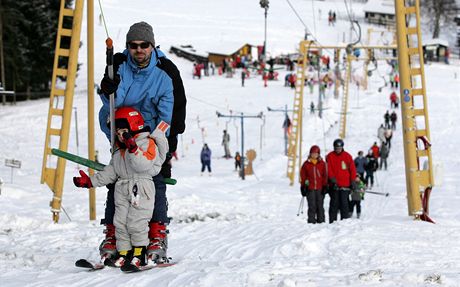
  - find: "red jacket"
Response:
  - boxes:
[326,150,357,188]
[371,145,380,158]
[390,92,397,103]
[300,158,327,190]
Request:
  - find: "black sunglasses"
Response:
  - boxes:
[128,42,150,49]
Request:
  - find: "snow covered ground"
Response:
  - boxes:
[1,0,460,286]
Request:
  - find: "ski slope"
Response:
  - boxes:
[1,0,460,286]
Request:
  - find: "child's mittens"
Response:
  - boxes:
[122,132,138,153]
[73,170,93,188]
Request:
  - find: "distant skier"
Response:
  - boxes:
[390,111,397,130]
[222,130,231,158]
[377,124,386,144]
[384,110,391,129]
[234,152,242,171]
[370,142,380,160]
[379,142,389,170]
[364,150,378,189]
[390,91,398,109]
[200,143,212,176]
[349,175,365,219]
[354,151,367,180]
[384,128,393,149]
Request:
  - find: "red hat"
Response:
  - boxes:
[309,145,320,155]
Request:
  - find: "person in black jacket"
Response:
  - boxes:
[365,150,378,189]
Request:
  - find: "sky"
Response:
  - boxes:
[1,0,460,286]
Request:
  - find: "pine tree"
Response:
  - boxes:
[421,0,458,39]
[1,0,73,101]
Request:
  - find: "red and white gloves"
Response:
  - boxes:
[122,132,138,153]
[73,170,93,188]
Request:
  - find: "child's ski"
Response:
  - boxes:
[121,262,176,273]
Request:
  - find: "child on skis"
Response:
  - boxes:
[349,175,365,219]
[73,107,169,270]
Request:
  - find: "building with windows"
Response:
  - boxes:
[363,0,395,27]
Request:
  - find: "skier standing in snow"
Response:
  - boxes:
[222,129,231,158]
[200,143,212,176]
[384,127,393,149]
[390,111,397,130]
[326,139,358,223]
[74,107,169,269]
[98,21,186,264]
[384,110,391,129]
[354,151,367,180]
[349,175,365,219]
[379,142,389,170]
[377,124,386,144]
[300,145,328,224]
[364,150,378,189]
[234,152,242,171]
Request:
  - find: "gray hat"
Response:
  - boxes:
[126,21,155,45]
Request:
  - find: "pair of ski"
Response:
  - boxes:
[75,257,175,273]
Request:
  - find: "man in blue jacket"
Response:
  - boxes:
[98,21,186,264]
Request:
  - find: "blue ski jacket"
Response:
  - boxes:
[99,49,174,140]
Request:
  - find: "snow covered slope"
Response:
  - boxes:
[1,0,460,286]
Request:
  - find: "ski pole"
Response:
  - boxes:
[297,196,305,216]
[106,38,116,155]
[359,190,389,197]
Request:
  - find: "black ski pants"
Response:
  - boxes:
[306,189,325,224]
[102,174,169,225]
[329,188,350,223]
[349,200,361,217]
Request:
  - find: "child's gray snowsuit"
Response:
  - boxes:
[90,125,168,251]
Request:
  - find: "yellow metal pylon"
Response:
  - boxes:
[286,40,311,185]
[394,0,434,222]
[41,0,84,223]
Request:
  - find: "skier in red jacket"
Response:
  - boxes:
[300,145,328,224]
[326,139,358,223]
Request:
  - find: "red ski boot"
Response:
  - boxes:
[146,222,168,264]
[99,224,117,258]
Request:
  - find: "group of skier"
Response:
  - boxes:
[300,119,398,224]
[299,139,361,224]
[73,22,186,271]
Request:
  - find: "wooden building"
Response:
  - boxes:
[422,39,449,63]
[208,43,255,66]
[169,45,208,63]
[363,0,395,27]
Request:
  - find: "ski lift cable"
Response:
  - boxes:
[343,0,363,47]
[311,0,317,36]
[97,0,110,38]
[284,0,334,57]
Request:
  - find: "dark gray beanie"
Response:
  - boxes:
[126,22,155,45]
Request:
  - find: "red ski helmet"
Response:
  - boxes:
[309,145,320,155]
[114,107,144,132]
